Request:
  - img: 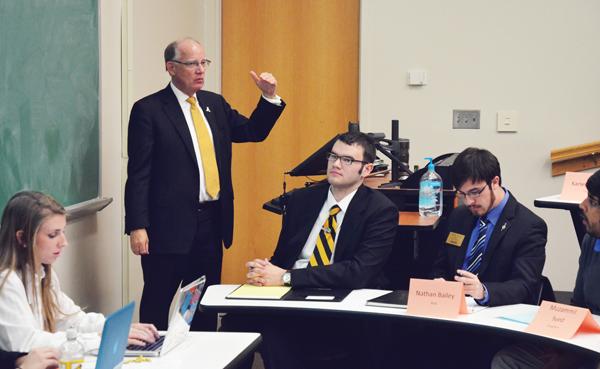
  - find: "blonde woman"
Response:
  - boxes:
[0,191,158,352]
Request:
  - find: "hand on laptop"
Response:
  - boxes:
[128,323,160,346]
[245,258,285,286]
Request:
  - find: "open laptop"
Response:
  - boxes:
[124,275,206,357]
[94,301,135,369]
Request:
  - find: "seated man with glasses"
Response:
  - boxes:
[432,147,547,307]
[245,131,398,290]
[222,131,398,369]
[492,169,600,369]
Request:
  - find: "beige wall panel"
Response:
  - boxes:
[221,0,359,283]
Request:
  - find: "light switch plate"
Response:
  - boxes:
[497,110,518,132]
[408,70,427,86]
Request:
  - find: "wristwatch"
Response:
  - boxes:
[282,271,291,286]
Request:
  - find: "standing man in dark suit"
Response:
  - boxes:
[433,147,547,306]
[124,37,285,331]
[227,132,398,369]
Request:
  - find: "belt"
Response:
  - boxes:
[198,200,219,211]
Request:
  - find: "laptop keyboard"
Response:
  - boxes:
[127,335,165,351]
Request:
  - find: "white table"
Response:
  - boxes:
[534,194,585,245]
[201,284,600,356]
[83,331,260,369]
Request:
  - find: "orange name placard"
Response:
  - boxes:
[560,172,592,202]
[406,278,468,318]
[526,301,600,339]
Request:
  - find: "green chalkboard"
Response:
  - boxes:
[0,0,99,208]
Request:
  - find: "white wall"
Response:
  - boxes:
[55,0,124,314]
[360,0,600,290]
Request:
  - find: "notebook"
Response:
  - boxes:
[366,290,409,309]
[94,301,135,369]
[125,275,206,357]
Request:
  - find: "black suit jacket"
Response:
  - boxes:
[270,183,399,289]
[432,192,547,306]
[124,86,285,253]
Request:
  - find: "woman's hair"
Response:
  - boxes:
[0,191,66,332]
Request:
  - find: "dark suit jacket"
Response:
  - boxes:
[124,86,285,253]
[270,183,399,289]
[432,192,547,306]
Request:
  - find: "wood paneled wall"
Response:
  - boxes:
[221,0,359,283]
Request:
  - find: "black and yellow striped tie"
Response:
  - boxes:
[309,205,341,266]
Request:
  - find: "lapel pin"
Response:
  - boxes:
[205,106,211,113]
[501,222,507,231]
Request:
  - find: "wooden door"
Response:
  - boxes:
[221,0,359,283]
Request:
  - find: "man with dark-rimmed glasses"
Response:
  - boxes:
[222,131,398,369]
[124,37,285,332]
[433,147,547,307]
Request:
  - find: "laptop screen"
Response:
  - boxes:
[95,302,135,369]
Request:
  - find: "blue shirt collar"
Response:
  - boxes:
[484,188,510,226]
[593,238,600,252]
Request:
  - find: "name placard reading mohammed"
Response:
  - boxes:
[406,278,468,318]
[526,300,600,339]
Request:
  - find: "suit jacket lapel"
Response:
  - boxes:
[334,186,368,260]
[479,194,515,275]
[159,86,198,164]
[290,185,329,259]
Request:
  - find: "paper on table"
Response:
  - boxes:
[497,311,537,325]
[226,284,291,300]
[466,297,488,313]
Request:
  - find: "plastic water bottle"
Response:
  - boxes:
[418,157,443,217]
[59,328,85,369]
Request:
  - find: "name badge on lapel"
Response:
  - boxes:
[446,232,465,247]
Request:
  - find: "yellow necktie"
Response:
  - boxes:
[309,205,341,266]
[186,96,220,199]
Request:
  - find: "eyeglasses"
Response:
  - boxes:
[456,184,488,200]
[326,152,368,166]
[588,195,600,208]
[170,59,212,69]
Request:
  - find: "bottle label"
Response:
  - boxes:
[419,180,442,209]
[59,359,84,369]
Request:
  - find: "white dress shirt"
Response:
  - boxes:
[293,187,358,269]
[0,269,104,352]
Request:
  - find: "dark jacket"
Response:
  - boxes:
[271,183,399,289]
[433,192,547,306]
[124,86,285,252]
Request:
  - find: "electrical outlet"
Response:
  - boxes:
[453,110,480,129]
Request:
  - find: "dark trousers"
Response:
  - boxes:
[139,204,222,331]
